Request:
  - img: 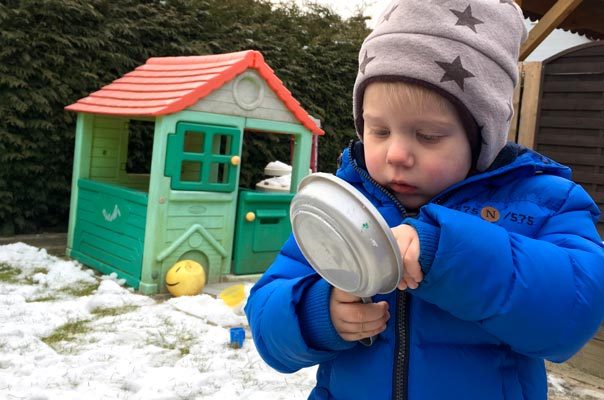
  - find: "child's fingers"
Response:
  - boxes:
[393,224,424,290]
[398,273,419,290]
[335,306,389,342]
[331,287,362,303]
[404,260,423,284]
[330,292,390,342]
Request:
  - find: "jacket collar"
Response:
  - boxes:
[337,141,572,205]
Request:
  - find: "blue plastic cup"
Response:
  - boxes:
[229,327,245,349]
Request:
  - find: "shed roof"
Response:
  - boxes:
[65,50,324,135]
[520,0,604,41]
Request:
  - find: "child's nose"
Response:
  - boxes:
[386,136,414,167]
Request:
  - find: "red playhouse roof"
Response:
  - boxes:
[65,50,324,135]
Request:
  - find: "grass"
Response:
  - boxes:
[63,281,99,297]
[148,318,196,357]
[91,305,139,318]
[42,305,141,351]
[24,281,100,303]
[0,263,21,283]
[22,268,51,285]
[0,261,98,301]
[42,319,92,348]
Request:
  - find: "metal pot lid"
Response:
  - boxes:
[290,173,402,298]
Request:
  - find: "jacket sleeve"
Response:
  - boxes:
[407,182,604,362]
[244,234,355,373]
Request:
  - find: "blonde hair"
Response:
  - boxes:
[368,81,458,118]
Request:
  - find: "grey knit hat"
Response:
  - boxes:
[353,0,527,171]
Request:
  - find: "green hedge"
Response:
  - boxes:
[0,0,370,235]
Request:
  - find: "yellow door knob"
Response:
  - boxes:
[231,155,241,166]
[245,212,256,222]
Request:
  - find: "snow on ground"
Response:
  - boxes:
[0,242,316,399]
[0,242,602,399]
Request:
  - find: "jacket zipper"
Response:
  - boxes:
[346,142,410,400]
[346,141,409,218]
[393,289,410,400]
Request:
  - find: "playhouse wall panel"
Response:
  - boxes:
[165,215,224,229]
[72,179,148,286]
[94,116,126,128]
[91,137,119,157]
[164,202,225,221]
[186,70,299,125]
[90,124,124,181]
[199,89,292,115]
[164,216,226,242]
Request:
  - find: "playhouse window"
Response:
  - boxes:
[238,130,293,189]
[180,160,201,182]
[165,122,241,192]
[215,135,230,155]
[126,120,154,174]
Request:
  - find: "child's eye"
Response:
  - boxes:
[369,129,390,137]
[417,132,441,143]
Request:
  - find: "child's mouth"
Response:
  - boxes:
[390,182,417,194]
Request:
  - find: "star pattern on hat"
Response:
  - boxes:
[360,51,375,74]
[435,56,475,91]
[381,3,399,22]
[450,5,483,33]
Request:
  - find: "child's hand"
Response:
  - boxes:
[329,288,390,342]
[391,224,423,290]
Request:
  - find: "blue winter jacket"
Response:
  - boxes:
[245,142,604,400]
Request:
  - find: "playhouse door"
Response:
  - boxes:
[232,189,294,274]
[163,122,243,282]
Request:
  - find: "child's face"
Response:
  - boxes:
[362,83,472,210]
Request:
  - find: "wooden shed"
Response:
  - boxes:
[513,41,604,237]
[64,50,323,294]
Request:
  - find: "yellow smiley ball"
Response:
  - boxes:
[165,260,206,297]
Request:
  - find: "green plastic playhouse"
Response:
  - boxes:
[65,50,323,294]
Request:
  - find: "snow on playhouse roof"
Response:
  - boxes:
[65,50,324,135]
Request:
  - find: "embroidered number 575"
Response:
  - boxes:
[504,212,534,226]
